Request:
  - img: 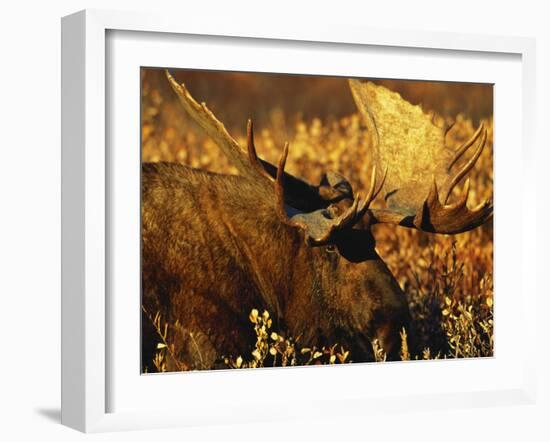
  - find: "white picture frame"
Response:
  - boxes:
[61,9,537,433]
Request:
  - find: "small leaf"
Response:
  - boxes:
[249,309,259,324]
[156,343,167,349]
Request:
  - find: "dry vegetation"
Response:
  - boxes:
[141,68,494,372]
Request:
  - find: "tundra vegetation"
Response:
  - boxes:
[141,68,493,373]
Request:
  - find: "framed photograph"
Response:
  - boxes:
[61,9,537,432]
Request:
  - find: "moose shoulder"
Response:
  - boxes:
[140,72,493,371]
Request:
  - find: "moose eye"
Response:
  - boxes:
[325,245,337,254]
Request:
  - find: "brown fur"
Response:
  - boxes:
[141,162,412,370]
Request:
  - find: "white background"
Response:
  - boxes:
[0,0,547,441]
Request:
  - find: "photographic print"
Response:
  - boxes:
[141,68,493,373]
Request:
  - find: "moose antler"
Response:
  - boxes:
[349,79,493,234]
[166,70,268,183]
[167,70,488,245]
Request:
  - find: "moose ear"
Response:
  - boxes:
[317,172,354,203]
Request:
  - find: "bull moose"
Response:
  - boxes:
[141,71,492,371]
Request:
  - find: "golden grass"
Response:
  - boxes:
[141,69,494,371]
